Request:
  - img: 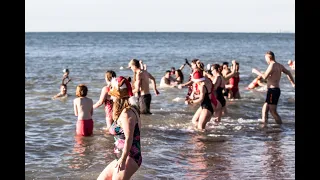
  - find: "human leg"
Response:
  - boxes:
[261,103,269,124]
[97,159,118,180]
[213,101,222,122]
[112,156,140,180]
[192,107,202,127]
[269,104,282,124]
[139,94,152,114]
[197,109,212,130]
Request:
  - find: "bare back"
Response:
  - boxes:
[74,97,93,120]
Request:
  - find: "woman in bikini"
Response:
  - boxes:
[97,76,141,180]
[93,70,116,130]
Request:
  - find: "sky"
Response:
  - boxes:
[25,0,295,33]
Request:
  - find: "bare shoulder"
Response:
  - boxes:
[122,108,131,118]
[279,63,286,70]
[269,62,276,68]
[84,97,93,103]
[123,108,138,120]
[102,86,108,92]
[73,98,79,103]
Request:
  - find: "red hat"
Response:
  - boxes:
[108,76,133,98]
[192,71,205,82]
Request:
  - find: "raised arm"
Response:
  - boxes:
[139,60,147,70]
[93,87,108,109]
[203,71,215,82]
[223,61,237,80]
[62,77,71,85]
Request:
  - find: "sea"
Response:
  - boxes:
[25,32,295,180]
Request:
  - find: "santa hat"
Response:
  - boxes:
[108,76,133,98]
[191,71,205,82]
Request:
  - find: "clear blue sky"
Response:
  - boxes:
[25,0,295,33]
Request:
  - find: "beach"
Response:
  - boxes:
[25,32,295,179]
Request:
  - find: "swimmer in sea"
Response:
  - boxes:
[247,75,267,90]
[52,69,72,99]
[52,84,68,99]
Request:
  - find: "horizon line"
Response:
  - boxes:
[25,31,295,34]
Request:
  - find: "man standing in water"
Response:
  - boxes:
[128,59,160,114]
[252,51,295,126]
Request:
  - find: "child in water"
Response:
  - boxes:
[62,68,72,85]
[73,84,94,136]
[52,84,68,99]
[52,69,72,99]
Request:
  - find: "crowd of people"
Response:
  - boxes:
[52,51,295,180]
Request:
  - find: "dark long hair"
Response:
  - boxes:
[176,69,184,83]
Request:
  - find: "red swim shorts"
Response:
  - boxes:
[76,119,94,136]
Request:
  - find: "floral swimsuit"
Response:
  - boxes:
[109,108,142,167]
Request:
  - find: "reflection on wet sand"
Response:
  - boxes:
[263,133,286,180]
[184,133,232,180]
[68,135,93,170]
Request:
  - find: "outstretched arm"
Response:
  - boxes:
[93,87,108,108]
[52,92,63,99]
[178,80,193,89]
[148,72,160,95]
[252,63,273,80]
[178,64,186,71]
[281,65,295,87]
[179,59,192,71]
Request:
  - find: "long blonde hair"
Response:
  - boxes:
[112,97,140,121]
